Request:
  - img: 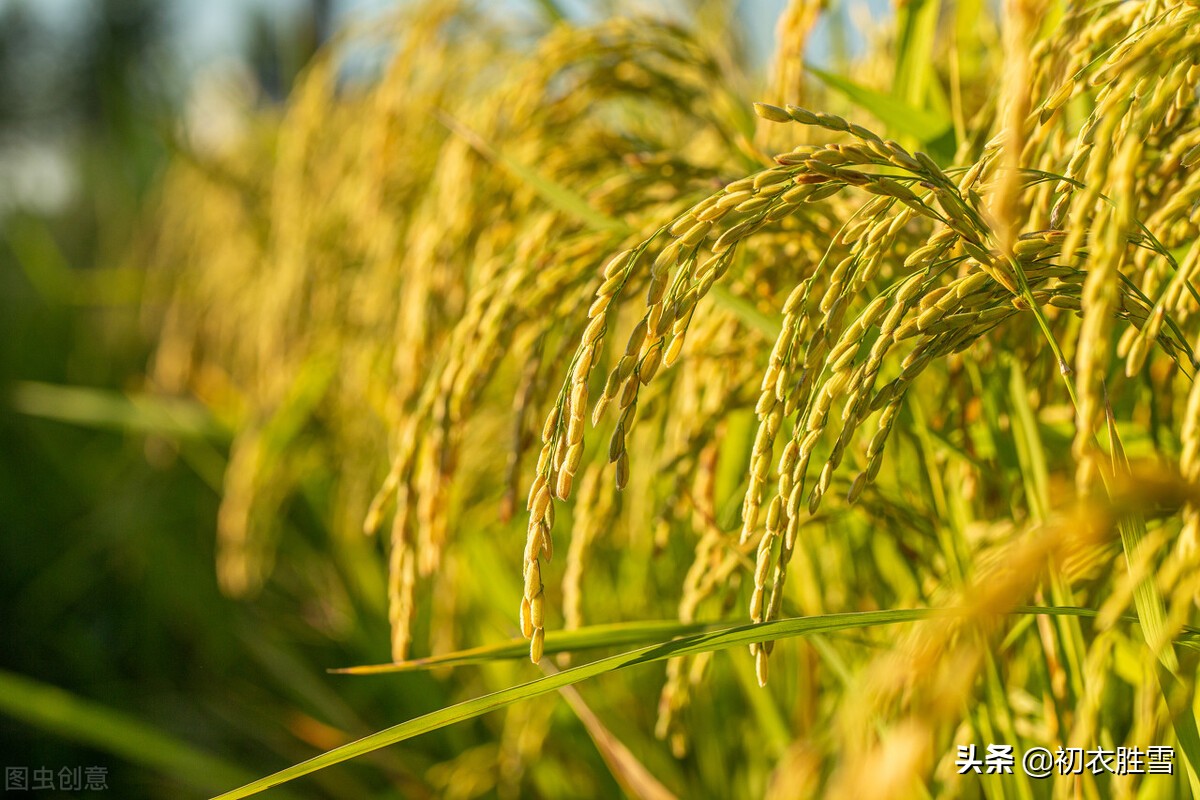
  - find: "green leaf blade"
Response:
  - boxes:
[805,64,955,158]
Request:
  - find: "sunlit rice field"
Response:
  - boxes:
[120,0,1200,796]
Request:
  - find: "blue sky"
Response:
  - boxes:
[0,0,804,74]
[0,0,878,214]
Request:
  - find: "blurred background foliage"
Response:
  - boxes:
[0,2,802,797]
[11,0,1200,798]
[0,1,462,797]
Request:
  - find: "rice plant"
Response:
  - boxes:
[147,0,1200,796]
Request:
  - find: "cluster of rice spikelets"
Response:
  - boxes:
[148,0,1200,792]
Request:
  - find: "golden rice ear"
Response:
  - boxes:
[150,0,1200,788]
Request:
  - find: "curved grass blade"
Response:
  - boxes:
[709,285,781,339]
[1103,396,1200,792]
[213,605,1200,799]
[335,606,1200,677]
[893,0,940,111]
[1104,394,1176,672]
[216,610,935,799]
[8,381,225,440]
[329,619,719,675]
[805,63,954,157]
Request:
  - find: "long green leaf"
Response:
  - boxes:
[893,0,940,110]
[340,607,1200,676]
[1105,401,1176,672]
[217,610,934,798]
[805,64,954,151]
[1158,658,1200,799]
[1104,401,1200,792]
[709,285,780,338]
[214,606,1200,799]
[1008,363,1051,521]
[330,619,718,675]
[8,381,226,439]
